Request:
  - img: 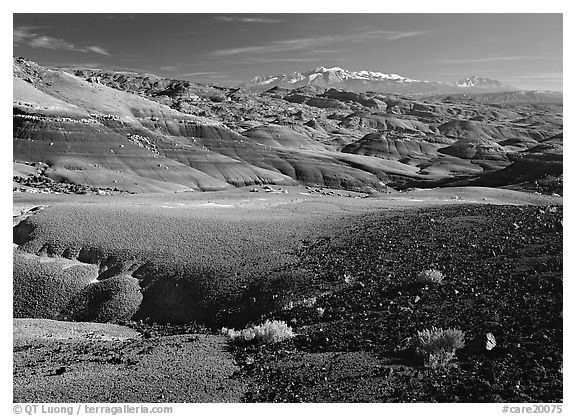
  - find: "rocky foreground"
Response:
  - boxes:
[233,204,563,402]
[13,194,562,402]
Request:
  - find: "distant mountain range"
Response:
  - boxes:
[452,75,509,89]
[240,66,516,94]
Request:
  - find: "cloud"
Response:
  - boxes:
[305,49,347,54]
[159,65,179,71]
[29,36,82,52]
[209,29,427,57]
[84,46,111,56]
[55,62,105,69]
[13,26,40,44]
[370,30,428,40]
[236,57,345,64]
[14,26,111,55]
[177,71,228,78]
[438,56,551,64]
[214,16,284,23]
[209,36,333,57]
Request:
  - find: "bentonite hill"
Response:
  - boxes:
[13,56,562,403]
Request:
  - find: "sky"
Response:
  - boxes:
[13,13,563,91]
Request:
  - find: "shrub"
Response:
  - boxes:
[426,350,458,368]
[344,272,356,284]
[222,319,295,344]
[416,269,444,284]
[301,297,317,308]
[409,327,465,368]
[282,296,318,311]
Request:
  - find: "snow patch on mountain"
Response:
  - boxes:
[240,66,516,94]
[452,75,511,89]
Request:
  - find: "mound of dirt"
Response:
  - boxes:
[242,124,325,151]
[343,113,434,135]
[439,136,508,160]
[12,194,334,324]
[61,275,143,323]
[13,252,98,319]
[322,88,382,108]
[471,157,563,195]
[341,132,439,160]
[438,119,495,139]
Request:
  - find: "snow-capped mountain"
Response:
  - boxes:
[241,66,421,90]
[240,66,516,94]
[452,75,512,89]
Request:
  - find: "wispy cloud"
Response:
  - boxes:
[214,16,284,24]
[55,62,105,69]
[177,71,228,79]
[373,30,428,40]
[29,36,77,51]
[209,29,427,57]
[305,49,347,54]
[14,26,111,55]
[13,25,43,44]
[236,57,345,64]
[438,56,551,64]
[84,46,111,56]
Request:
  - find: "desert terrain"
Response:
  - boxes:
[13,57,562,403]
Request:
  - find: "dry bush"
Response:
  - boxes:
[222,319,295,344]
[410,327,465,368]
[283,296,317,311]
[416,269,445,284]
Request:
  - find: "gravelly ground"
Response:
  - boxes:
[13,319,246,403]
[230,204,563,402]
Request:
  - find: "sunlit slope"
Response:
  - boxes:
[13,61,296,191]
[13,60,386,192]
[14,58,563,193]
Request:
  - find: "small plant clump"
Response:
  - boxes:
[409,327,465,368]
[282,296,317,311]
[416,269,445,284]
[222,319,295,344]
[301,297,317,308]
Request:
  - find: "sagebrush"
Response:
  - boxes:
[410,327,465,368]
[416,269,445,284]
[222,319,295,344]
